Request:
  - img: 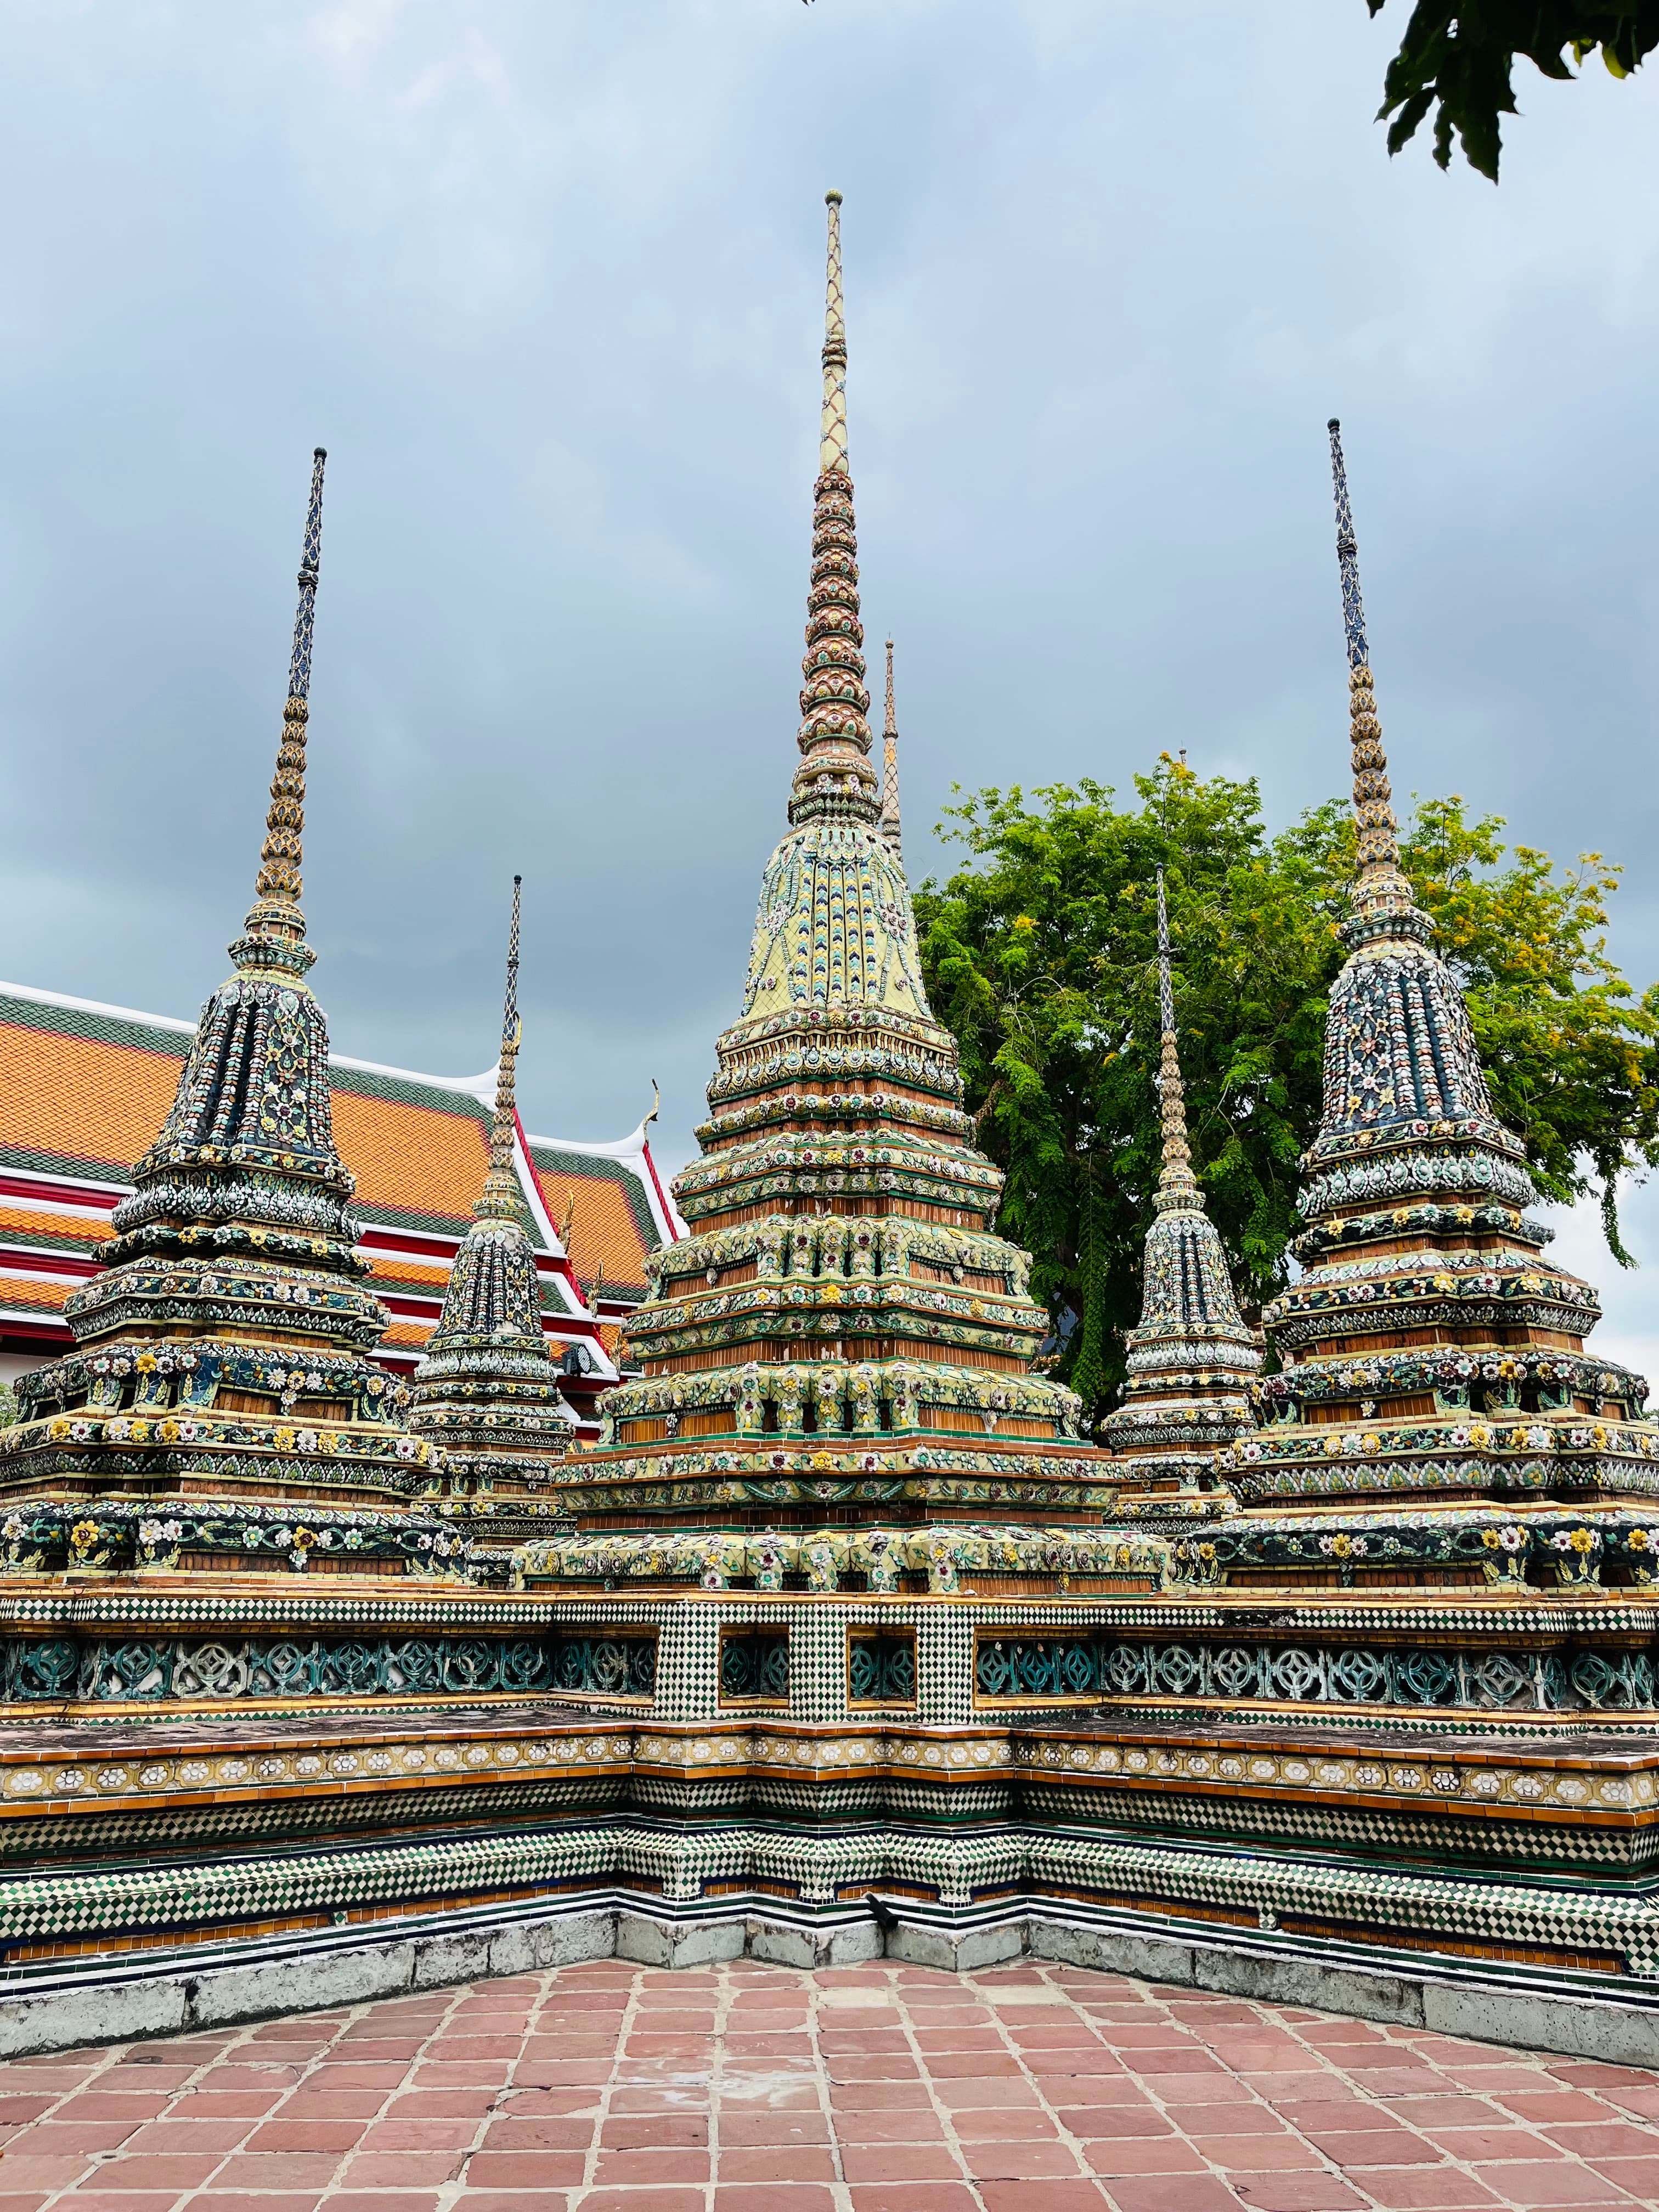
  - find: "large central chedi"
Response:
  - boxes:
[558,196,1114,1543]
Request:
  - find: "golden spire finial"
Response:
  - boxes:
[879,636,904,861]
[234,447,326,979]
[1154,868,1202,1214]
[476,875,524,1222]
[820,190,848,478]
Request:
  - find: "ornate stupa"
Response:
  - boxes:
[1101,869,1259,1509]
[1213,421,1659,1602]
[0,450,454,1578]
[406,877,576,1523]
[529,193,1138,1584]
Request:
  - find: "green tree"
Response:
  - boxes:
[913,760,1659,1430]
[1365,3,1657,178]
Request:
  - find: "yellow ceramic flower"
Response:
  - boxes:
[1569,1527,1595,1555]
[274,1427,296,1452]
[69,1519,99,1556]
[136,1353,157,1374]
[158,1420,180,1444]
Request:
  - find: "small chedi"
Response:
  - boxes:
[1100,867,1260,1514]
[0,451,468,1593]
[1208,424,1659,1630]
[406,876,576,1531]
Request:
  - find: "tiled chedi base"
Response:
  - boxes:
[3,1957,1659,2212]
[1,1584,1657,2002]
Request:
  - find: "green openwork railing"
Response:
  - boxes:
[848,1632,915,1705]
[719,1630,789,1701]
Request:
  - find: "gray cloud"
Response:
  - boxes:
[2,2,1657,1357]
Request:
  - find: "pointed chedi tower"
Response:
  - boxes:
[549,194,1124,1555]
[879,637,903,862]
[405,877,576,1525]
[0,450,447,1567]
[1101,868,1259,1510]
[1220,421,1658,1593]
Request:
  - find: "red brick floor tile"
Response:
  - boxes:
[590,2148,713,2184]
[168,2198,324,2212]
[574,2192,708,2212]
[1543,2123,1659,2159]
[830,2080,936,2109]
[978,2185,1114,2212]
[1225,2177,1368,2211]
[1464,2165,1638,2205]
[1181,2107,1299,2138]
[846,2187,983,2212]
[1098,2178,1246,2211]
[599,2115,709,2147]
[1348,2169,1509,2208]
[713,2190,840,2211]
[341,2149,469,2185]
[963,2140,1093,2179]
[326,2197,448,2212]
[719,2111,833,2146]
[452,2193,573,2211]
[480,2114,594,2150]
[463,2151,588,2186]
[1202,2135,1328,2170]
[833,2109,947,2143]
[1082,2138,1213,2176]
[1588,2162,1659,2199]
[839,2143,969,2182]
[719,2145,839,2181]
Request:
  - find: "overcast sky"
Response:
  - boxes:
[3,3,1658,1365]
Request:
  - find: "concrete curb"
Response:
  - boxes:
[3,1890,1657,2066]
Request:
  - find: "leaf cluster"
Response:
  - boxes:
[1367,2,1657,178]
[914,761,1659,1429]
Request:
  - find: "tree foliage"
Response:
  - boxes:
[913,760,1659,1429]
[1366,3,1657,178]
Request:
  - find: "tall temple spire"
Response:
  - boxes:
[789,191,878,828]
[476,876,524,1222]
[879,636,904,860]
[1327,420,1423,945]
[234,447,326,981]
[1152,868,1200,1214]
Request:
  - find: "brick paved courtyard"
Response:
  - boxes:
[0,1956,1655,2212]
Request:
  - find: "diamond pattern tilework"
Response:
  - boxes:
[0,1960,1655,2210]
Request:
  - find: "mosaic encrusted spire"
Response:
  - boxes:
[1152,869,1199,1215]
[1101,870,1258,1494]
[1222,422,1650,1523]
[407,879,574,1504]
[879,637,904,861]
[788,191,879,831]
[234,447,326,982]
